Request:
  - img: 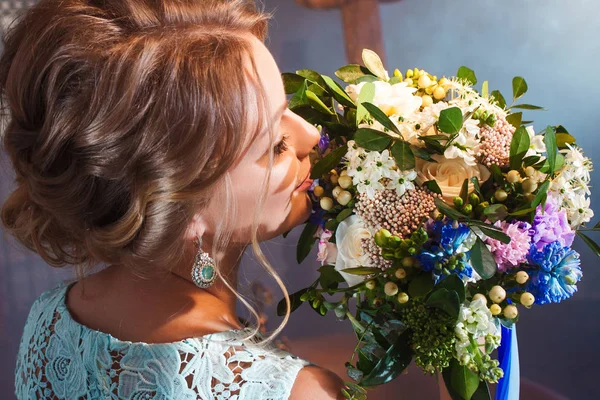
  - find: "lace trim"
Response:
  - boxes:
[15,281,308,399]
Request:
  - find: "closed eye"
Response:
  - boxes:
[273,134,289,156]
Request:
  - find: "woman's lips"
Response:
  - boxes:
[295,171,313,192]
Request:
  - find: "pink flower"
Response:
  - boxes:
[315,227,337,265]
[486,221,531,272]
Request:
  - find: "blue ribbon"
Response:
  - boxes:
[495,325,520,400]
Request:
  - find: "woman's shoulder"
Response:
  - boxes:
[289,365,347,400]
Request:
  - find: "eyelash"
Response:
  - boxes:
[274,134,290,156]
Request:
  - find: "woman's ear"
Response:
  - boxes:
[184,213,208,241]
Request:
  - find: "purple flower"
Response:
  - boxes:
[530,194,574,250]
[318,129,330,155]
[486,220,531,272]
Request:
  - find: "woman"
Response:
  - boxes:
[1,0,346,398]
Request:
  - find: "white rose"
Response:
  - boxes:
[335,215,373,286]
[346,81,422,118]
[415,155,490,204]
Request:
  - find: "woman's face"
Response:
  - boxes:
[199,36,321,244]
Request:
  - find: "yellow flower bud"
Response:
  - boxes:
[494,189,508,202]
[472,293,487,305]
[520,292,535,307]
[330,174,339,185]
[489,285,507,303]
[395,268,407,279]
[404,78,413,86]
[394,68,402,78]
[433,86,446,100]
[439,77,448,86]
[522,179,538,194]
[397,292,409,304]
[524,166,536,177]
[320,197,334,211]
[338,175,352,189]
[313,185,324,197]
[503,304,519,319]
[365,280,376,290]
[406,69,414,78]
[337,190,352,206]
[418,75,431,88]
[384,282,399,296]
[401,257,414,268]
[489,304,502,316]
[507,170,521,183]
[332,186,343,198]
[421,95,433,107]
[340,169,348,177]
[515,271,529,284]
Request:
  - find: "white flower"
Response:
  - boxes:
[345,144,398,199]
[335,215,374,286]
[386,169,417,196]
[415,155,491,203]
[346,80,422,119]
[566,193,594,228]
[524,126,546,158]
[454,298,501,363]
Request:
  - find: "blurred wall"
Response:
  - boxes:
[1,0,599,399]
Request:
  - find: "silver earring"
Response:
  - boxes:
[191,235,216,289]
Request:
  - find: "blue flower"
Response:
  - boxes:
[416,220,474,283]
[525,241,582,305]
[318,130,330,154]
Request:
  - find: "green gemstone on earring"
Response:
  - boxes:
[201,265,215,281]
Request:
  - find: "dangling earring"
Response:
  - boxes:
[191,235,216,289]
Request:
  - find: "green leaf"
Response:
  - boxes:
[434,198,467,221]
[318,265,345,291]
[336,208,354,222]
[459,179,469,202]
[360,330,413,387]
[354,128,392,151]
[438,107,464,134]
[277,287,309,316]
[435,274,466,303]
[296,69,326,87]
[335,64,370,83]
[544,126,558,175]
[470,176,481,196]
[307,82,328,97]
[288,80,309,109]
[470,237,496,279]
[577,231,600,257]
[306,90,334,115]
[509,207,535,216]
[341,267,380,275]
[321,75,355,108]
[424,180,443,195]
[390,140,416,170]
[481,80,489,98]
[509,126,530,170]
[490,90,506,109]
[362,102,401,135]
[482,204,509,224]
[426,288,460,321]
[356,83,376,124]
[510,103,546,110]
[296,223,319,264]
[471,381,492,400]
[362,49,388,81]
[310,144,348,179]
[408,272,435,298]
[556,133,576,149]
[512,76,528,100]
[470,222,511,244]
[412,146,435,161]
[355,75,379,84]
[531,180,550,209]
[282,73,305,94]
[489,164,504,185]
[443,359,480,400]
[457,66,477,85]
[537,152,565,173]
[506,112,522,128]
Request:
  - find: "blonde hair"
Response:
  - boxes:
[0,0,291,343]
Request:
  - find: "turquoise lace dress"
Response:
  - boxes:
[14,281,310,399]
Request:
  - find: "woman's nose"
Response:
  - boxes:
[290,111,321,159]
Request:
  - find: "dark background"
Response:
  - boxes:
[1,1,599,398]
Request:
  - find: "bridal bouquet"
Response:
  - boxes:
[279,49,599,400]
